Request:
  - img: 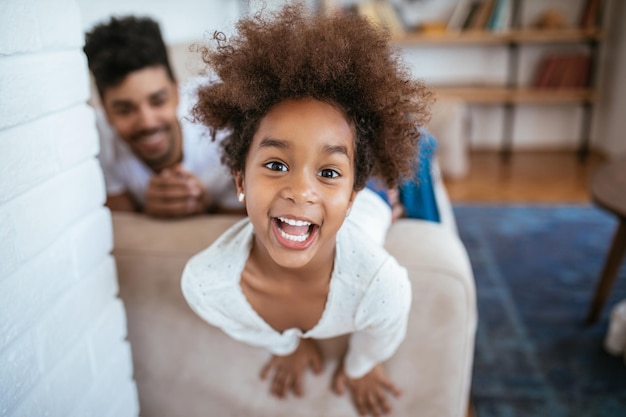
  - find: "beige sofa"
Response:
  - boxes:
[112,211,477,417]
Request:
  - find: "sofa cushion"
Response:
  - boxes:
[112,212,476,417]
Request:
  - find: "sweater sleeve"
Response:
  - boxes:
[344,257,412,378]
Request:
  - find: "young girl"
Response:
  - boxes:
[182,4,433,416]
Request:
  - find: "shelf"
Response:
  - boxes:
[394,28,603,46]
[433,86,598,104]
[509,28,603,43]
[388,0,606,161]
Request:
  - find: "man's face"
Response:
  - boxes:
[102,65,181,171]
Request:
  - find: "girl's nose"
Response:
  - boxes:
[283,171,317,204]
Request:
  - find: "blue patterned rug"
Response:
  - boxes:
[454,205,626,417]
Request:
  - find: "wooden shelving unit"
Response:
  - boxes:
[391,1,606,161]
[397,29,602,105]
[433,86,599,104]
[393,28,603,45]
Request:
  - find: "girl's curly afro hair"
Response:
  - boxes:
[193,3,434,190]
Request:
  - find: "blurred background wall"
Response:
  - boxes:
[76,0,626,158]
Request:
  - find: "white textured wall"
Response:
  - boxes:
[0,0,138,416]
[77,0,242,44]
[77,0,317,44]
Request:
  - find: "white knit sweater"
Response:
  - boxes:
[181,189,411,378]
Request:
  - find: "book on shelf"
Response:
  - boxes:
[533,54,591,89]
[354,0,405,37]
[468,0,495,31]
[447,0,473,32]
[461,2,482,30]
[486,0,512,32]
[447,0,512,33]
[560,55,592,88]
[579,0,603,29]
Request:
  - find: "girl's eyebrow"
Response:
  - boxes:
[323,144,349,158]
[259,137,289,149]
[258,137,349,158]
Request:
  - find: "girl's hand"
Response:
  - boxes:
[260,338,323,398]
[332,363,402,417]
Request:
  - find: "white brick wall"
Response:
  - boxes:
[0,0,138,415]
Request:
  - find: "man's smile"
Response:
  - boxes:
[132,126,170,144]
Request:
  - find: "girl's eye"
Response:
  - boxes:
[265,161,288,172]
[319,169,339,179]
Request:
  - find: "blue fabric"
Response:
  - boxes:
[365,129,440,223]
[399,130,440,222]
[365,179,392,205]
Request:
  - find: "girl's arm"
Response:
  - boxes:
[333,258,412,416]
[345,259,412,378]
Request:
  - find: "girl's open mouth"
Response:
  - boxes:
[272,216,319,249]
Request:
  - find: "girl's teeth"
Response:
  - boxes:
[278,217,311,227]
[279,228,309,242]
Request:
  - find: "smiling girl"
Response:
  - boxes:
[181,4,433,416]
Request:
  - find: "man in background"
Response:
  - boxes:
[84,16,242,218]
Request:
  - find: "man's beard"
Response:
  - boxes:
[131,124,180,170]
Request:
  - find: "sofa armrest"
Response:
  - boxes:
[385,219,476,417]
[112,212,476,417]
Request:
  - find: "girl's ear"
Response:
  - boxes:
[234,171,244,195]
[346,189,358,215]
[349,189,358,203]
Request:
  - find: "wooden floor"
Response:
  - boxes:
[443,151,607,204]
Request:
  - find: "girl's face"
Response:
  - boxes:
[236,98,357,271]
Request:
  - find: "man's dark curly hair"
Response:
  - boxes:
[83,16,175,98]
[193,3,434,190]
